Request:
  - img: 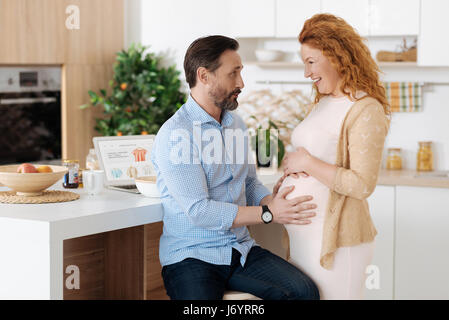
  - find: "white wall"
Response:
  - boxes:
[124,0,142,48]
[125,0,449,170]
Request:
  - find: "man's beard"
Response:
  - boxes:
[209,85,241,111]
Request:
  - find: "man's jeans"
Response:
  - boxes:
[161,246,320,300]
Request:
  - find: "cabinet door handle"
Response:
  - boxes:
[0,97,57,105]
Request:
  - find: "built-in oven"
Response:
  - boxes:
[0,67,61,165]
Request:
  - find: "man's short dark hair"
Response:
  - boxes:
[184,35,239,88]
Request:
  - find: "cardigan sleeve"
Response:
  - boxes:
[332,102,389,200]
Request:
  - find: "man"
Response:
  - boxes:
[151,35,319,300]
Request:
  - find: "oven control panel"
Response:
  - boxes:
[0,66,61,92]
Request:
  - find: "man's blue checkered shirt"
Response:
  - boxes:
[151,95,271,267]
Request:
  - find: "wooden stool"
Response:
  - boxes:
[222,290,261,300]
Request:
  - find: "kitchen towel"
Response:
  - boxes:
[383,82,422,112]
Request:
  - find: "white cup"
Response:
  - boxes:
[84,170,104,195]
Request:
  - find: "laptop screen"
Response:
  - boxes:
[93,135,155,186]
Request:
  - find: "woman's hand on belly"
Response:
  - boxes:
[283,147,313,176]
[284,146,338,189]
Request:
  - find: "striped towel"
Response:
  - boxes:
[383,82,422,112]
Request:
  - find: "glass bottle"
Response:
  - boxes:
[417,141,433,172]
[86,148,99,170]
[386,148,402,170]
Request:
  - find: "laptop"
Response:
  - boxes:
[93,135,156,194]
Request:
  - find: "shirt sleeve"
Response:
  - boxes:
[332,102,389,200]
[245,163,272,206]
[152,126,238,231]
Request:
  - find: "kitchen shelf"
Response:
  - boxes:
[245,61,304,68]
[245,61,418,68]
[377,62,418,67]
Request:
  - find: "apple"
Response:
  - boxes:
[17,163,38,173]
[37,165,53,173]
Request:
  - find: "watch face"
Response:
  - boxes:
[262,211,272,223]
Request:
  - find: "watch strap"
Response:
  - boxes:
[262,205,271,214]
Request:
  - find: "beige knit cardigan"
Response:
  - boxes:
[284,96,390,270]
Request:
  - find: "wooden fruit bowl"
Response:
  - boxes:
[0,164,68,197]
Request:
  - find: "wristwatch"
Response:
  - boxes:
[261,205,273,224]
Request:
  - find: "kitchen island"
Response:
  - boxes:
[0,172,281,300]
[0,182,164,299]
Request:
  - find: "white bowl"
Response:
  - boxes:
[135,176,160,198]
[255,49,284,62]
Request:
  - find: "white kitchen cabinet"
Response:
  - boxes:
[229,0,276,38]
[395,186,449,299]
[139,0,230,76]
[365,185,395,300]
[321,0,370,36]
[321,0,419,37]
[230,0,422,39]
[418,0,449,66]
[369,0,420,36]
[275,0,321,38]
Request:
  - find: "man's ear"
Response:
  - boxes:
[197,67,209,85]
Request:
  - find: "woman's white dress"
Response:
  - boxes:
[280,95,375,300]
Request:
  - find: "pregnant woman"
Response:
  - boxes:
[278,14,390,299]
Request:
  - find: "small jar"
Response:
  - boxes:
[386,148,402,170]
[78,168,86,188]
[417,141,433,172]
[62,159,79,188]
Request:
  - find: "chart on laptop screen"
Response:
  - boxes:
[97,138,155,182]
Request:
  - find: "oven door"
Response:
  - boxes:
[0,91,61,165]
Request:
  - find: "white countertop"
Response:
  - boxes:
[3,167,448,240]
[0,181,163,240]
[0,172,281,241]
[377,169,449,188]
[0,184,161,222]
[4,166,448,241]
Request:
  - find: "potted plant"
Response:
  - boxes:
[250,118,285,168]
[237,89,311,169]
[81,43,186,136]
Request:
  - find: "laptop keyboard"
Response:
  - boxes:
[119,185,137,189]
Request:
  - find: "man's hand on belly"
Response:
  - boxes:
[268,186,317,225]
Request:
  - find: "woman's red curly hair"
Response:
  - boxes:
[299,13,390,115]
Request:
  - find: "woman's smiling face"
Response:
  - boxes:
[301,43,343,97]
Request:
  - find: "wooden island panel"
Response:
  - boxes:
[63,222,167,300]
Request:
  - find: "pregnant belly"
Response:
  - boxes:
[279,175,330,221]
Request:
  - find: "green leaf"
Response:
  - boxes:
[88,90,97,99]
[268,120,278,129]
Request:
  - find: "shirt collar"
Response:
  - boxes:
[185,94,234,128]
